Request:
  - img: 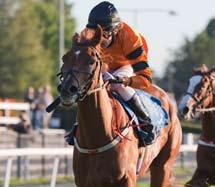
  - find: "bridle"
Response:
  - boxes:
[188,75,215,112]
[59,46,104,103]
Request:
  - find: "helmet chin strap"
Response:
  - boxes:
[101,35,113,48]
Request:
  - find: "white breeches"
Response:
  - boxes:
[103,65,135,101]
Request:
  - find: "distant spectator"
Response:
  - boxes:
[42,85,53,128]
[50,109,61,129]
[43,85,54,107]
[33,87,45,130]
[9,111,32,134]
[33,85,53,129]
[24,86,35,123]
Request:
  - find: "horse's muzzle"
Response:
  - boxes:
[60,88,77,107]
[183,106,195,121]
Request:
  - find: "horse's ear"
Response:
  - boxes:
[90,25,103,47]
[62,53,68,63]
[209,67,215,77]
[62,50,72,64]
[72,33,80,46]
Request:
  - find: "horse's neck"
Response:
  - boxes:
[77,88,114,147]
[201,95,215,139]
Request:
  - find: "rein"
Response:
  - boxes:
[196,107,215,112]
[189,77,215,113]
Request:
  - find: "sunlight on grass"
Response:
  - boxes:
[137,183,149,187]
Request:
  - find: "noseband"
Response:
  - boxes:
[59,46,103,102]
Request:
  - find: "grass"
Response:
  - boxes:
[1,174,215,187]
[0,176,73,186]
[181,120,202,134]
[137,183,149,187]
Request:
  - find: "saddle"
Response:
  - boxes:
[113,89,169,132]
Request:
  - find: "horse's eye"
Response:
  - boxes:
[88,59,94,65]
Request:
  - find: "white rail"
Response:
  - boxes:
[179,144,197,152]
[0,102,30,110]
[0,102,30,125]
[0,145,197,187]
[0,148,74,187]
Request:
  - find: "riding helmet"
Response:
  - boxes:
[86,1,121,31]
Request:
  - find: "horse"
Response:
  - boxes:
[59,25,182,187]
[178,65,215,187]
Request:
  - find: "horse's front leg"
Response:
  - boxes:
[116,174,136,187]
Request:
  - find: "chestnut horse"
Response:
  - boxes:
[179,65,215,187]
[59,26,182,187]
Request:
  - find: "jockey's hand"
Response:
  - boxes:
[109,76,131,87]
[121,76,131,87]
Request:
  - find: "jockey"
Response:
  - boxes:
[66,1,159,147]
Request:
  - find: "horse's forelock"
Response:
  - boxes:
[72,26,103,48]
[91,25,103,47]
[209,67,215,77]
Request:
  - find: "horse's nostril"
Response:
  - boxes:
[183,106,189,115]
[57,84,62,92]
[70,86,78,93]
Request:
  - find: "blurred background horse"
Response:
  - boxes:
[179,64,215,187]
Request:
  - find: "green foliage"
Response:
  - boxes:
[0,1,52,98]
[206,18,215,38]
[0,0,76,98]
[181,121,201,134]
[34,1,76,87]
[159,18,215,100]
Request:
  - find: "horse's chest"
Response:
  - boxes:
[76,158,127,186]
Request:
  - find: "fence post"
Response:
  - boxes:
[50,157,60,187]
[180,152,184,168]
[4,157,13,187]
[187,133,194,145]
[42,132,45,177]
[16,134,21,178]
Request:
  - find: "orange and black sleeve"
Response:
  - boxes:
[121,23,152,89]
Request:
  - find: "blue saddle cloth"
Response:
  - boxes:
[136,89,169,128]
[113,89,169,130]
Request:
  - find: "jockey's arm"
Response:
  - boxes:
[120,23,153,90]
[124,48,153,90]
[128,65,152,90]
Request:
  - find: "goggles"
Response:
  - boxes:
[103,30,112,39]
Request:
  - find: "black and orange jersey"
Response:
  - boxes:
[101,22,152,89]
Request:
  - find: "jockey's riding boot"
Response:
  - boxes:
[64,123,78,146]
[126,93,151,124]
[126,94,158,147]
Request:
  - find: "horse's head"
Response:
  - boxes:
[179,65,215,120]
[59,25,103,106]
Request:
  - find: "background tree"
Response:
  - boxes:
[0,0,76,98]
[0,1,51,98]
[159,18,215,100]
[34,0,76,87]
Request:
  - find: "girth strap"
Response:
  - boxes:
[74,124,132,154]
